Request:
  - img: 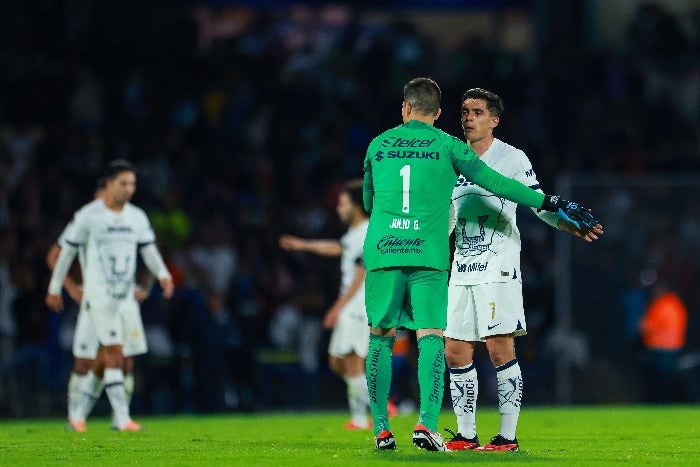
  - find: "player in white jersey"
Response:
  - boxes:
[279,179,376,429]
[443,89,603,452]
[47,177,155,429]
[46,160,174,432]
[47,178,105,427]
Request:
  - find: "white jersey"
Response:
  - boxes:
[57,224,86,271]
[449,138,557,285]
[338,219,368,321]
[62,199,156,302]
[58,218,149,359]
[328,218,369,357]
[339,219,369,295]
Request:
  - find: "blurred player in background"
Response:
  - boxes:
[46,160,174,432]
[46,176,155,430]
[362,77,597,452]
[443,88,603,452]
[279,179,379,430]
[47,178,105,429]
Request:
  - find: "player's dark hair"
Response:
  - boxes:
[104,159,136,181]
[95,176,106,190]
[461,88,504,117]
[403,77,441,116]
[343,178,368,215]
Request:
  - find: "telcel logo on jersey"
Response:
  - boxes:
[376,234,425,255]
[381,136,435,148]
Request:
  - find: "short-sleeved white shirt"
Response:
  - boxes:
[449,138,542,285]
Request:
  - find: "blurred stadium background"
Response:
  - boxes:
[0,0,697,418]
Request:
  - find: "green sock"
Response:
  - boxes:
[366,333,395,435]
[417,334,445,432]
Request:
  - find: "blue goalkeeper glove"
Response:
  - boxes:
[541,195,598,231]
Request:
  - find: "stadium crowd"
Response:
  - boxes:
[0,1,697,417]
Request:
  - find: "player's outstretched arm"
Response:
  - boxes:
[540,195,599,232]
[279,235,342,257]
[453,145,599,230]
[533,202,604,241]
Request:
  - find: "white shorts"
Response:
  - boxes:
[328,305,369,359]
[121,299,147,358]
[444,280,527,342]
[72,302,99,359]
[79,297,147,358]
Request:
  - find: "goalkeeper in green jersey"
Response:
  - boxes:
[363,77,597,452]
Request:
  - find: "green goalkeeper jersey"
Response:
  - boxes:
[362,120,545,271]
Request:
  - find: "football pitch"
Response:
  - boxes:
[1,406,698,466]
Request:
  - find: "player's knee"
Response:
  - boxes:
[444,343,472,368]
[328,357,343,376]
[102,346,125,368]
[73,358,92,374]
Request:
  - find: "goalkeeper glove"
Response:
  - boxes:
[541,195,598,231]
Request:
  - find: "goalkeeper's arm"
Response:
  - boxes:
[453,155,599,231]
[540,195,599,231]
[362,166,374,214]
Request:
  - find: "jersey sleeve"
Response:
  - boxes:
[512,149,560,228]
[62,210,89,246]
[136,210,157,246]
[56,222,72,247]
[451,139,545,209]
[517,151,560,229]
[362,144,375,213]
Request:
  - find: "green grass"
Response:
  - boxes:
[1,406,698,466]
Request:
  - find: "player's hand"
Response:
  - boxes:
[560,220,604,242]
[542,195,599,231]
[65,283,83,304]
[45,293,64,313]
[556,204,598,232]
[322,303,342,330]
[160,277,175,299]
[134,285,149,303]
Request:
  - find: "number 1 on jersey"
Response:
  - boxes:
[400,164,410,213]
